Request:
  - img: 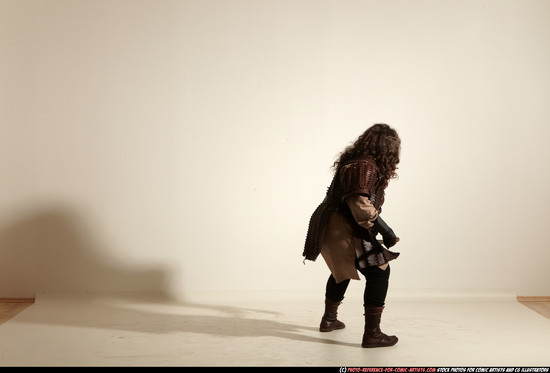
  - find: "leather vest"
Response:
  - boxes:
[303,159,384,261]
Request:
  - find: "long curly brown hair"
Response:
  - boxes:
[332,123,401,189]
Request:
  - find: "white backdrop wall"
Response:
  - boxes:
[1,0,549,299]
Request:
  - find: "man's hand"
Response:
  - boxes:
[373,216,399,248]
[383,236,400,248]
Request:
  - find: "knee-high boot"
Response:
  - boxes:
[319,298,346,332]
[361,306,398,347]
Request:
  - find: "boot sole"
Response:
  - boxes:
[361,340,398,348]
[319,325,346,332]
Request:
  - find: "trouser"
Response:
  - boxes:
[325,265,390,307]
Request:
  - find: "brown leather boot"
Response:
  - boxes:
[319,298,346,332]
[361,306,398,348]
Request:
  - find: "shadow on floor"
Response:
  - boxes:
[14,292,359,348]
[0,205,357,347]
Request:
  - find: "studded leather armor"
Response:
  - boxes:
[303,159,385,261]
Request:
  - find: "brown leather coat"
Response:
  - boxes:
[303,159,399,283]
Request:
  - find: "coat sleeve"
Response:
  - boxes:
[345,194,379,229]
[338,160,380,201]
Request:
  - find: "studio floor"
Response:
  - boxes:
[0,289,549,367]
